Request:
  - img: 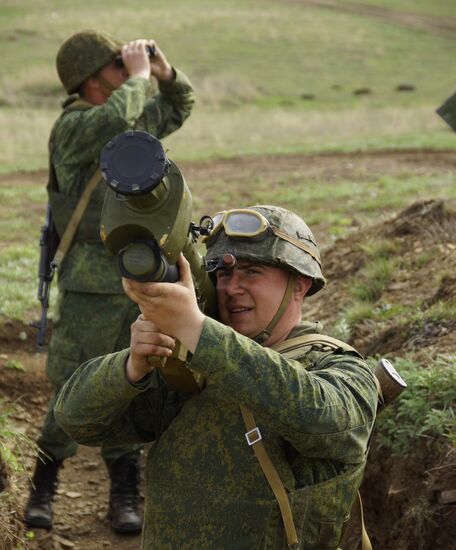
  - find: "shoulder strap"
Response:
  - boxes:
[51,168,103,270]
[339,491,373,550]
[272,333,362,357]
[48,97,102,270]
[240,405,299,549]
[241,333,370,550]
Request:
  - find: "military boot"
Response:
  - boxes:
[24,456,62,529]
[108,456,142,534]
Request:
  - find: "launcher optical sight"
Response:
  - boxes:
[99,130,215,315]
[99,131,215,393]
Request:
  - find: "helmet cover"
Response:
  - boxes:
[205,205,326,296]
[56,29,123,94]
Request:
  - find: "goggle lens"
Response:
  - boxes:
[202,209,269,244]
[224,212,264,235]
[211,212,224,231]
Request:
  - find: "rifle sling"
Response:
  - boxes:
[51,168,103,270]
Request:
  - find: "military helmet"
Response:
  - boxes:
[205,205,326,296]
[56,30,123,94]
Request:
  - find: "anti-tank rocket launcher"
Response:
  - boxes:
[99,131,215,393]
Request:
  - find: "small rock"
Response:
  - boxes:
[353,87,371,96]
[54,535,75,549]
[0,353,8,360]
[396,83,415,92]
[300,93,315,100]
[65,491,82,499]
[438,489,456,504]
[19,331,28,341]
[87,479,100,485]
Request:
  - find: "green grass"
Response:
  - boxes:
[1,167,455,322]
[1,1,456,319]
[360,238,401,258]
[195,171,456,239]
[373,355,456,454]
[1,0,456,169]
[0,399,38,549]
[351,257,396,302]
[359,0,455,18]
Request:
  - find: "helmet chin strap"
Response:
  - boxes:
[253,272,297,345]
[94,74,116,95]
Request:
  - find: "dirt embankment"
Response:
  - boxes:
[297,0,456,37]
[305,198,456,549]
[0,151,455,549]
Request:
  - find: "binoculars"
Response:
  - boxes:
[114,44,156,69]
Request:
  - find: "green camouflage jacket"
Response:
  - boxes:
[48,69,195,294]
[55,318,378,549]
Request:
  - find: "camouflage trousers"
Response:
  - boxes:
[38,290,141,465]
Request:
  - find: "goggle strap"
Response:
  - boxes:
[254,273,297,345]
[272,227,321,266]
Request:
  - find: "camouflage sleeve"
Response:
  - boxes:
[54,348,183,446]
[140,67,196,139]
[55,77,153,166]
[190,317,378,464]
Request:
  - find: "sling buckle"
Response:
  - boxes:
[245,427,262,446]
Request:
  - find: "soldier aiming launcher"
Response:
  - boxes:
[99,130,216,392]
[37,130,406,402]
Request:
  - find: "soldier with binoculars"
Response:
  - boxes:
[25,29,195,535]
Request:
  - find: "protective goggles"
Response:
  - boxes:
[203,208,322,270]
[202,209,270,244]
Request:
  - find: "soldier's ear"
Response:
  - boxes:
[85,76,100,92]
[79,77,93,99]
[294,276,312,300]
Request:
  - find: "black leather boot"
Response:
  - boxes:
[108,456,142,534]
[24,456,62,529]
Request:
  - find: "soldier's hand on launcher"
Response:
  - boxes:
[122,255,205,353]
[126,315,175,383]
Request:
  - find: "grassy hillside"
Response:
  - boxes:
[0,0,456,171]
[0,0,456,320]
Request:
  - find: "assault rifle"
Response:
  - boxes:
[36,204,59,348]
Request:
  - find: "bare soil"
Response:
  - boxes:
[1,150,455,549]
[297,0,456,37]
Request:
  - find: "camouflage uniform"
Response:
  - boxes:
[41,69,195,464]
[55,316,378,549]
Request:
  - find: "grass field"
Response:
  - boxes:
[0,0,456,321]
[1,0,456,171]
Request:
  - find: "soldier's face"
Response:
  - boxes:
[99,60,129,90]
[215,261,291,342]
